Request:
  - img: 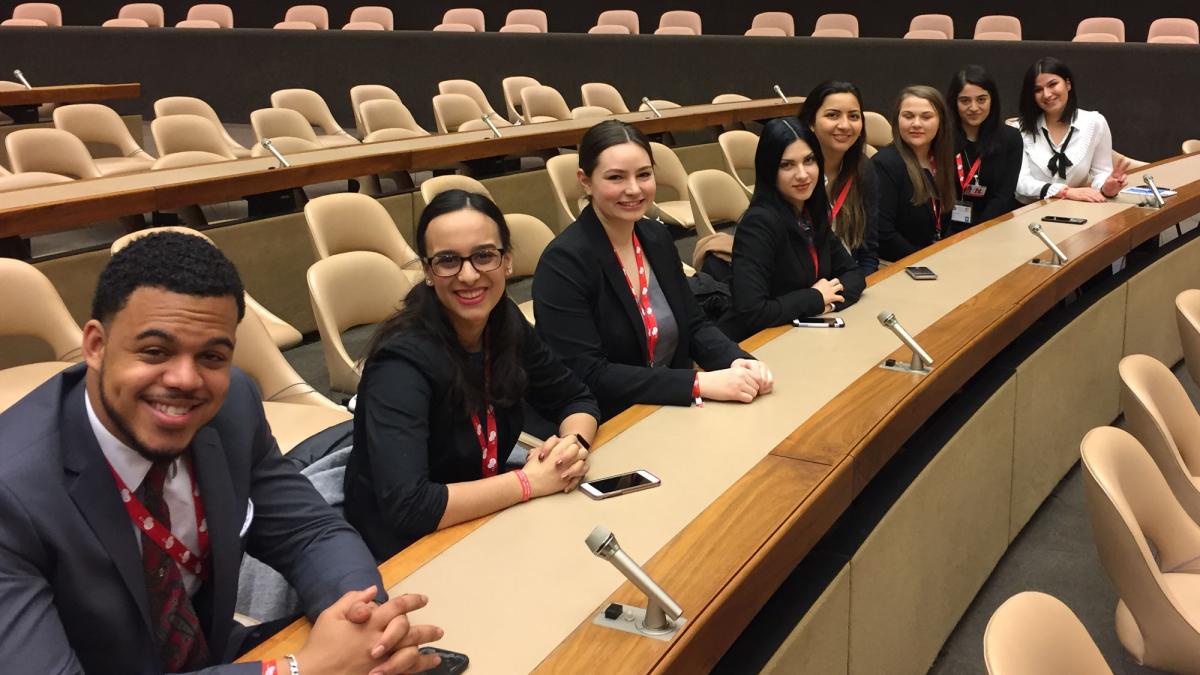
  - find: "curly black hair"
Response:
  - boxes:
[91,231,246,324]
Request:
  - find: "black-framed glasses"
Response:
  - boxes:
[425,247,506,277]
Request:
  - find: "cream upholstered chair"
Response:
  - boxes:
[103,18,149,27]
[274,21,316,29]
[745,27,785,37]
[154,96,251,158]
[53,104,156,176]
[974,15,1021,39]
[864,111,893,157]
[349,6,392,30]
[433,93,502,134]
[250,135,321,158]
[1076,17,1125,41]
[250,107,321,145]
[233,308,344,411]
[1184,140,1200,154]
[118,3,163,27]
[342,21,383,30]
[0,258,82,363]
[5,129,103,179]
[751,11,794,36]
[520,85,574,124]
[1178,289,1200,388]
[0,362,77,413]
[303,192,424,287]
[718,130,757,197]
[349,84,400,135]
[904,29,947,39]
[1119,353,1200,523]
[580,82,630,114]
[151,114,238,159]
[909,14,953,39]
[811,27,854,38]
[713,93,751,104]
[649,142,694,229]
[270,89,358,148]
[2,17,47,25]
[545,153,586,231]
[186,3,233,28]
[359,100,429,137]
[657,10,700,35]
[654,26,693,35]
[12,2,61,25]
[504,9,546,32]
[307,251,412,394]
[814,13,859,37]
[983,592,1112,675]
[110,227,304,350]
[588,24,628,34]
[0,170,72,192]
[420,174,493,202]
[175,18,219,28]
[572,106,610,121]
[597,9,638,34]
[501,23,541,33]
[433,22,473,31]
[638,98,681,112]
[150,152,232,171]
[1074,32,1120,42]
[1081,426,1200,673]
[438,79,500,118]
[502,76,540,123]
[441,8,483,32]
[284,5,328,29]
[687,169,749,239]
[1148,18,1199,44]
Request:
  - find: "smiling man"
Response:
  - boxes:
[0,232,442,674]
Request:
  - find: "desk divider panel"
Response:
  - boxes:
[1123,236,1200,367]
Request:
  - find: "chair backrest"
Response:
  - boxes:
[153,95,247,154]
[1118,353,1200,523]
[975,15,1020,39]
[6,128,102,179]
[303,192,420,272]
[904,29,947,39]
[187,3,233,28]
[751,11,794,36]
[658,10,700,35]
[638,99,681,112]
[572,106,610,121]
[2,17,47,25]
[274,21,316,29]
[1073,32,1120,42]
[597,9,638,34]
[359,99,428,136]
[442,8,483,32]
[175,18,219,28]
[814,13,858,36]
[119,3,164,27]
[580,82,630,114]
[349,83,401,133]
[0,258,82,362]
[1076,17,1125,41]
[420,174,493,203]
[1081,426,1200,672]
[307,251,412,393]
[349,6,392,30]
[250,136,320,157]
[649,142,689,202]
[271,88,345,137]
[0,171,73,193]
[909,13,952,39]
[438,79,498,117]
[151,114,237,158]
[103,17,148,27]
[13,3,61,26]
[432,93,482,134]
[745,27,785,36]
[53,103,153,160]
[499,23,538,33]
[717,129,757,196]
[234,304,342,408]
[545,153,585,230]
[588,24,628,34]
[687,169,749,238]
[1176,289,1200,390]
[864,111,893,148]
[342,21,382,30]
[1184,139,1200,154]
[521,85,571,123]
[505,9,546,32]
[250,108,319,144]
[713,93,751,104]
[1148,35,1197,43]
[502,75,540,122]
[507,213,554,279]
[1148,18,1199,43]
[654,25,694,35]
[982,592,1112,675]
[284,4,327,29]
[151,151,231,169]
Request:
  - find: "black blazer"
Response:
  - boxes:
[872,144,953,262]
[728,203,866,340]
[0,365,382,674]
[839,161,881,276]
[344,298,599,560]
[954,125,1023,226]
[532,205,751,421]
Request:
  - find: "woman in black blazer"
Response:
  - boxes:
[872,85,958,262]
[728,118,866,340]
[344,190,600,559]
[533,120,774,421]
[945,65,1023,228]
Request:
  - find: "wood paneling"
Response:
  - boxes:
[0,83,139,106]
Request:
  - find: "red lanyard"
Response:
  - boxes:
[926,161,942,239]
[798,213,819,277]
[829,178,853,222]
[470,339,499,477]
[955,152,982,190]
[612,231,658,364]
[106,458,209,579]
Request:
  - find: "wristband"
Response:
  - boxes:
[262,660,279,675]
[285,654,300,675]
[515,469,532,502]
[692,373,704,407]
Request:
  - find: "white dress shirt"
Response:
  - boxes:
[86,394,202,595]
[1014,109,1114,203]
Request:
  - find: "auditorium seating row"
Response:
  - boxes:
[3,3,1198,43]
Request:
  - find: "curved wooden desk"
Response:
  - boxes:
[240,157,1200,673]
[0,83,140,124]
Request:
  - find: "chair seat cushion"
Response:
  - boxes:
[95,156,155,176]
[262,401,352,454]
[656,200,696,228]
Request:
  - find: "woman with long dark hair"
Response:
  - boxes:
[872,85,958,261]
[726,117,866,340]
[1015,56,1127,203]
[532,120,773,421]
[945,65,1023,226]
[344,189,599,559]
[799,80,879,275]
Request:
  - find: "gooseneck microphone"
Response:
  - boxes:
[13,69,32,90]
[586,526,683,633]
[773,84,788,103]
[481,113,503,137]
[641,97,663,118]
[1028,222,1068,266]
[878,311,934,373]
[260,138,291,168]
[1143,174,1166,208]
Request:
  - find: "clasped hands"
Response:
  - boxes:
[295,586,444,675]
[697,358,775,403]
[526,434,590,495]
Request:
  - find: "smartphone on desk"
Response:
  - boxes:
[1041,215,1088,225]
[420,647,469,674]
[792,317,845,328]
[905,266,938,280]
[580,470,661,500]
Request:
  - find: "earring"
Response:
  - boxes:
[425,278,434,286]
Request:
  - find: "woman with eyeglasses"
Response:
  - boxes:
[343,189,599,560]
[945,65,1023,227]
[532,119,774,421]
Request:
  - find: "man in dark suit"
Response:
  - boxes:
[0,232,442,674]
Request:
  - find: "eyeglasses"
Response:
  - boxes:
[425,247,506,277]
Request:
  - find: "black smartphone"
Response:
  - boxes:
[420,647,469,674]
[792,317,846,328]
[1041,215,1088,225]
[905,266,938,280]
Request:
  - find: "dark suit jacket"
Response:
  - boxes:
[728,203,866,340]
[0,365,383,674]
[532,205,751,421]
[954,125,1023,227]
[872,144,953,262]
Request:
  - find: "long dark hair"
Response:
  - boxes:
[749,117,832,241]
[946,65,1003,156]
[799,80,869,251]
[365,189,525,416]
[890,85,957,210]
[1018,57,1078,136]
[578,119,654,176]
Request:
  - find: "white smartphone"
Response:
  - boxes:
[793,317,845,328]
[579,470,661,500]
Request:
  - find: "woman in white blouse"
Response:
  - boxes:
[1015,57,1128,203]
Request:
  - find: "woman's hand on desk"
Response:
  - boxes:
[1100,164,1128,198]
[812,278,845,307]
[698,367,762,403]
[732,358,775,395]
[527,435,590,495]
[295,586,444,675]
[1059,186,1108,203]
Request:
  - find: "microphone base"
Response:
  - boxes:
[591,603,685,641]
[879,357,932,376]
[1028,256,1066,268]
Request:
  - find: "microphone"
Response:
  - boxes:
[260,138,291,168]
[1142,174,1166,208]
[1028,222,1068,266]
[772,84,788,103]
[877,311,933,373]
[586,526,683,633]
[13,69,32,90]
[481,113,503,137]
[641,97,663,118]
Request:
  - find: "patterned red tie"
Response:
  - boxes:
[141,461,210,671]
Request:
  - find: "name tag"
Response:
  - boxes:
[951,201,973,224]
[964,182,987,198]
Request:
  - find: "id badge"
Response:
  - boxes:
[964,181,987,198]
[951,201,973,224]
